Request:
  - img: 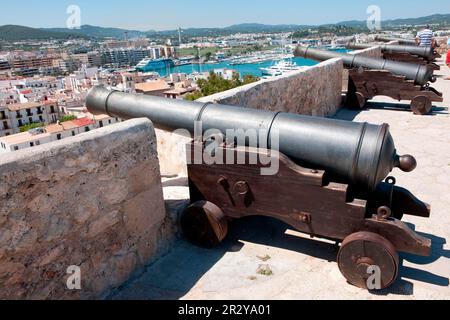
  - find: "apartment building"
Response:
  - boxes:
[0,106,13,136]
[0,60,11,78]
[101,49,151,67]
[0,60,10,71]
[10,56,59,77]
[0,101,60,136]
[0,115,120,153]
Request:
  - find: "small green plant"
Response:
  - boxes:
[19,122,44,133]
[59,115,77,123]
[256,264,273,276]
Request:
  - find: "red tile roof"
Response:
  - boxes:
[71,117,95,127]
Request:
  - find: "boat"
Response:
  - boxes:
[260,60,305,77]
[135,58,175,72]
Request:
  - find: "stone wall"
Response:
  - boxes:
[349,46,383,59]
[436,37,448,55]
[0,118,171,300]
[156,129,190,178]
[198,58,344,117]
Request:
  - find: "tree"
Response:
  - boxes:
[243,75,259,85]
[184,71,259,101]
[204,52,212,61]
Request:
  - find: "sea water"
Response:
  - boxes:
[156,57,319,78]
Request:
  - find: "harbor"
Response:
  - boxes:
[134,48,349,78]
[165,57,317,77]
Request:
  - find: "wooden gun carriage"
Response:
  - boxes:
[294,45,444,115]
[346,69,443,115]
[86,86,434,291]
[181,141,432,290]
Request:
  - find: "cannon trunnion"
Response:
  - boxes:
[182,141,431,290]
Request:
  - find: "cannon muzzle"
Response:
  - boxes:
[345,43,437,61]
[294,45,434,86]
[87,87,417,192]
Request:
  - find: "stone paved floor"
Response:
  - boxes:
[112,58,450,300]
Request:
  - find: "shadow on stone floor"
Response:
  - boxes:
[226,216,339,262]
[366,102,448,115]
[400,231,449,288]
[334,103,448,122]
[110,217,448,299]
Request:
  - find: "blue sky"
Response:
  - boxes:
[1,0,447,30]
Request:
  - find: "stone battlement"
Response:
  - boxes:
[0,60,347,299]
[0,118,173,299]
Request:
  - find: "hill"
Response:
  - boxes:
[337,13,450,28]
[2,13,449,41]
[0,25,85,41]
[44,25,148,39]
[224,23,309,33]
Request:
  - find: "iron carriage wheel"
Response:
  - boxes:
[180,201,228,248]
[347,91,367,110]
[411,95,432,115]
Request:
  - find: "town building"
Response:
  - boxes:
[101,48,151,67]
[0,60,12,78]
[0,115,120,153]
[10,55,60,77]
[0,101,60,136]
[135,80,172,97]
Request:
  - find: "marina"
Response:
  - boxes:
[134,48,349,78]
[138,57,318,78]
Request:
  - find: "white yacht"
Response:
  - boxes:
[260,60,304,77]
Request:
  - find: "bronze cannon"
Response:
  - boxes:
[374,36,418,46]
[345,42,441,70]
[87,87,432,290]
[295,45,443,114]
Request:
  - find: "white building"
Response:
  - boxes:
[213,68,237,80]
[0,101,60,136]
[0,115,120,153]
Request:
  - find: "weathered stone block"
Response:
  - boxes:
[0,118,169,299]
[198,58,344,117]
[350,46,383,59]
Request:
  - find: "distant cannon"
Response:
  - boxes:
[87,87,432,290]
[374,36,418,46]
[295,45,443,114]
[294,45,435,85]
[345,42,440,70]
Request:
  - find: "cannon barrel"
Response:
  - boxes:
[374,36,418,46]
[294,46,435,86]
[87,86,417,192]
[345,43,437,61]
